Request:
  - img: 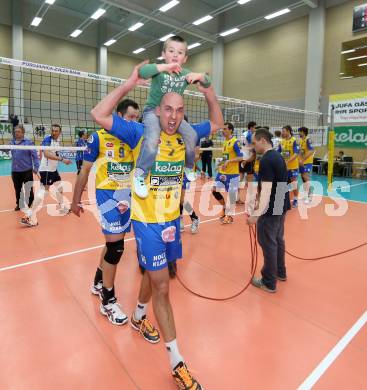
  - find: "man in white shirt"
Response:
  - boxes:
[21,124,72,227]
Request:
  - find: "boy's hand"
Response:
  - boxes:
[186,72,204,84]
[162,63,182,74]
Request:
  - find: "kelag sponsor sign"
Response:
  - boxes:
[333,126,367,148]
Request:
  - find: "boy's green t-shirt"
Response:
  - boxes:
[139,64,210,109]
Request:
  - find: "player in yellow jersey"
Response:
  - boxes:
[298,127,315,204]
[278,125,300,208]
[71,100,158,333]
[212,122,243,224]
[91,62,223,390]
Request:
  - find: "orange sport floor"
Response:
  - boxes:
[0,172,366,390]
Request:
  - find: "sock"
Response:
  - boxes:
[93,267,103,285]
[55,185,64,207]
[102,286,115,305]
[165,339,184,370]
[134,301,148,321]
[190,211,198,221]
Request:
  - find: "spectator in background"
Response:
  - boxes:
[10,125,39,211]
[200,136,213,179]
[10,114,19,130]
[75,130,88,175]
[272,130,281,150]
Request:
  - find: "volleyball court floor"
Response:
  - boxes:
[0,170,366,390]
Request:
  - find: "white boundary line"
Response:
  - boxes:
[0,212,246,273]
[297,310,367,390]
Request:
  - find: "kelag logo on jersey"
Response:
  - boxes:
[151,161,184,176]
[108,162,133,174]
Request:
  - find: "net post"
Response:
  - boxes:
[327,105,335,190]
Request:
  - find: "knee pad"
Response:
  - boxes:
[212,190,224,201]
[104,239,124,265]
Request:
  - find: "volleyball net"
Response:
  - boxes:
[0,56,326,156]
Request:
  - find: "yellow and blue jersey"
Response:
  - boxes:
[109,114,211,223]
[278,136,300,170]
[218,136,242,175]
[299,136,314,165]
[83,129,134,191]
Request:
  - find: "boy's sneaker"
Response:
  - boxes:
[100,298,128,325]
[133,174,148,199]
[251,277,277,293]
[172,361,203,390]
[180,216,185,232]
[130,313,160,343]
[91,281,103,298]
[190,217,200,234]
[184,168,196,182]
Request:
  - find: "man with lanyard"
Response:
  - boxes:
[91,62,223,390]
[71,99,143,327]
[247,128,290,293]
[10,124,39,211]
[21,124,72,227]
[298,127,315,204]
[278,125,300,208]
[212,122,243,224]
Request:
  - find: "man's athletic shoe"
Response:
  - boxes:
[172,361,203,390]
[20,216,38,227]
[91,281,103,297]
[180,216,185,232]
[100,298,128,325]
[130,313,160,343]
[251,277,277,293]
[58,206,71,215]
[220,215,233,224]
[184,168,196,182]
[190,217,199,234]
[133,174,148,199]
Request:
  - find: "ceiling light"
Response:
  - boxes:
[91,8,106,20]
[347,55,367,61]
[188,42,201,50]
[340,76,353,79]
[128,22,144,31]
[160,33,174,41]
[238,0,252,4]
[220,28,239,37]
[265,8,290,20]
[70,29,82,38]
[133,48,145,54]
[104,39,117,46]
[193,15,213,25]
[31,17,42,26]
[341,49,356,54]
[358,63,367,67]
[157,56,164,60]
[45,0,56,4]
[339,72,344,75]
[159,1,180,13]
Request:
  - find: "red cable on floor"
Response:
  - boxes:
[176,225,258,301]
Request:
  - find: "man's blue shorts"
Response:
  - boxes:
[133,217,182,271]
[215,173,240,192]
[299,164,312,174]
[287,169,299,180]
[96,189,131,235]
